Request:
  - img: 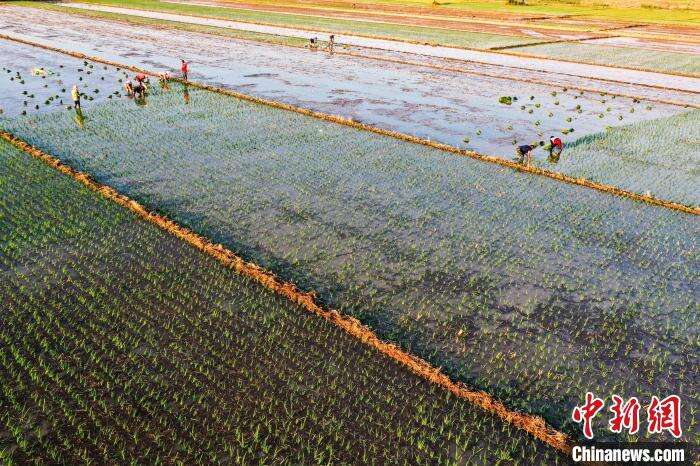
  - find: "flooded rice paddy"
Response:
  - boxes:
[0,7,691,158]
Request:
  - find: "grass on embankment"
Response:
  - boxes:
[59,0,543,49]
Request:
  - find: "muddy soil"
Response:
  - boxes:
[0,7,689,158]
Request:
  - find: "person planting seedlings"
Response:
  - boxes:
[158,72,171,90]
[515,143,536,165]
[327,34,336,52]
[124,77,135,97]
[548,136,563,161]
[134,73,149,99]
[309,37,319,50]
[180,59,189,80]
[71,84,81,111]
[133,80,146,100]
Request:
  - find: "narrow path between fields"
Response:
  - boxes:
[63,2,700,93]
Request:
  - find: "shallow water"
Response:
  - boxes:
[62,3,700,92]
[0,40,161,118]
[0,7,688,159]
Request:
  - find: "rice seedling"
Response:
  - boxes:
[513,42,700,75]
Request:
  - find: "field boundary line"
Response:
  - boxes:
[164,0,601,34]
[1,33,697,215]
[0,129,573,455]
[488,36,604,50]
[167,0,568,41]
[337,50,700,108]
[61,3,700,80]
[15,5,700,100]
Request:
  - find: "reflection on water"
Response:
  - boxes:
[183,83,190,105]
[73,106,84,128]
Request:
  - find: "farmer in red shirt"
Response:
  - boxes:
[133,73,149,99]
[549,136,564,159]
[180,59,189,81]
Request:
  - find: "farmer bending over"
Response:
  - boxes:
[549,136,563,160]
[309,37,319,50]
[327,34,335,52]
[516,143,536,165]
[133,81,146,99]
[158,71,171,89]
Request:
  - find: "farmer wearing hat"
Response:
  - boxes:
[132,73,149,99]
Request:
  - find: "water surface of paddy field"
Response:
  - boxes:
[4,90,697,444]
[8,4,699,106]
[0,30,696,204]
[0,26,682,151]
[59,2,700,88]
[0,40,159,118]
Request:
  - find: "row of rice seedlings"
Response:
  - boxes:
[3,89,696,446]
[0,139,565,464]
